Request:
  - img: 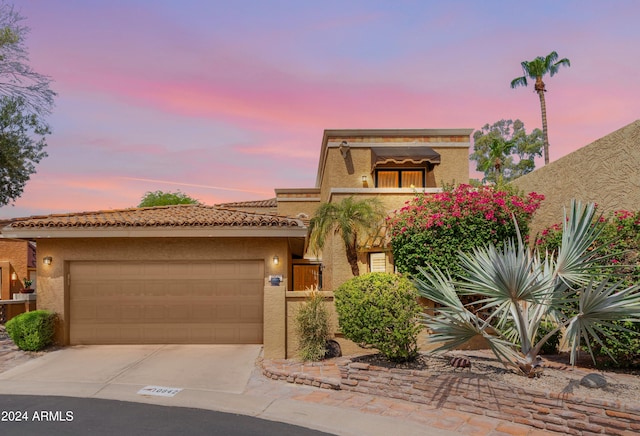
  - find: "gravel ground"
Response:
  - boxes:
[0,325,50,374]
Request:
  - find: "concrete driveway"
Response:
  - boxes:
[0,344,262,400]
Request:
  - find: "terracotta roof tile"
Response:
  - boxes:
[216,198,278,208]
[6,204,303,229]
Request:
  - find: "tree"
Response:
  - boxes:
[0,96,49,206]
[414,200,640,377]
[471,119,543,184]
[309,196,385,276]
[138,190,199,207]
[0,3,55,117]
[0,3,56,206]
[510,51,570,165]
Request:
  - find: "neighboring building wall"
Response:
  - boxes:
[0,239,30,299]
[35,237,291,347]
[512,120,640,235]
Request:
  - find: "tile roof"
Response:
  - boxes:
[216,198,277,208]
[5,204,303,229]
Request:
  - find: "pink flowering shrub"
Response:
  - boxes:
[536,208,640,283]
[387,184,544,277]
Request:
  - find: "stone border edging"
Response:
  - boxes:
[263,356,640,435]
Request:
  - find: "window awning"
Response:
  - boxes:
[371,146,441,171]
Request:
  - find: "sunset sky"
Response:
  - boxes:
[1,0,639,218]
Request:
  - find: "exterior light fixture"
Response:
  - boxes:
[43,256,53,265]
[273,255,279,265]
[11,272,17,281]
[361,175,367,183]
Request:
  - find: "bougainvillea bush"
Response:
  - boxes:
[536,209,640,367]
[537,209,640,281]
[387,184,544,278]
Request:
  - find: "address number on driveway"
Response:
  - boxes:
[137,385,183,397]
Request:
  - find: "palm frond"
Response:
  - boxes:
[554,200,606,286]
[562,279,640,364]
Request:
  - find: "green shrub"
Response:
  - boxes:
[334,273,422,362]
[5,310,56,351]
[592,321,640,368]
[295,291,331,361]
[536,208,640,367]
[537,321,560,355]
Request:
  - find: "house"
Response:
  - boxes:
[0,232,38,323]
[511,119,640,234]
[0,128,472,358]
[275,129,472,292]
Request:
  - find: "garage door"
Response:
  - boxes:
[69,260,264,344]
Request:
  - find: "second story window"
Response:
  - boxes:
[375,169,425,188]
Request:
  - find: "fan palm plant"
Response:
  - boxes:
[415,200,640,376]
[309,196,385,276]
[511,51,570,165]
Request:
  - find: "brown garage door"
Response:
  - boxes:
[69,260,264,344]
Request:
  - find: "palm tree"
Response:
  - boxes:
[414,200,640,377]
[510,51,570,165]
[309,196,385,277]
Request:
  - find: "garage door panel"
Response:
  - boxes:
[70,260,264,345]
[241,304,262,321]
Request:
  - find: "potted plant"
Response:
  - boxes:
[21,278,34,294]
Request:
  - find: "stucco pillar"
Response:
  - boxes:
[263,281,286,359]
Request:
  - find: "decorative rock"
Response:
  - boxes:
[580,373,607,389]
[325,339,342,358]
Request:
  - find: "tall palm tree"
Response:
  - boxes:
[309,196,385,277]
[510,51,570,165]
[414,200,640,377]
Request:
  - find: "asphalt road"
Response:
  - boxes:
[0,395,334,436]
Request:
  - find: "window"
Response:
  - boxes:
[375,169,425,188]
[369,253,386,273]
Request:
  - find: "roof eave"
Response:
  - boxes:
[1,226,308,239]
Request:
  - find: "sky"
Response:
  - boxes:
[1,0,639,218]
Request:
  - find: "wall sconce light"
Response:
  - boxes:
[11,272,17,282]
[361,175,367,183]
[272,255,279,265]
[43,256,53,265]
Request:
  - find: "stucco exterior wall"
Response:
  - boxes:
[318,136,470,201]
[284,291,363,359]
[431,147,472,186]
[35,237,291,347]
[512,120,640,235]
[276,200,320,220]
